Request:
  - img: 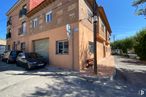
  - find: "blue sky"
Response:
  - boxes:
[97,0,146,41]
[0,0,146,41]
[0,0,17,40]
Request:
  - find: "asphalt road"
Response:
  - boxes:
[0,56,146,97]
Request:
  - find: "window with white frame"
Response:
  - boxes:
[87,9,93,23]
[21,42,25,51]
[45,11,52,23]
[22,21,26,33]
[101,21,106,33]
[56,40,69,54]
[32,18,38,28]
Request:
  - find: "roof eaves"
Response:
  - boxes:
[6,0,23,16]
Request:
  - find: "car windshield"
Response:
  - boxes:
[26,53,39,59]
[11,51,17,57]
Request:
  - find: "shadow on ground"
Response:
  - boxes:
[120,60,145,66]
[21,69,145,97]
[1,61,146,97]
[0,62,25,72]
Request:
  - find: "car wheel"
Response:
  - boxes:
[16,62,19,66]
[1,58,4,62]
[6,60,10,64]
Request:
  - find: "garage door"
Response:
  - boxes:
[34,39,49,60]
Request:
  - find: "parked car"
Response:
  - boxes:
[0,51,7,60]
[16,52,47,69]
[1,51,22,64]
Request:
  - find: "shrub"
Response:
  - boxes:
[134,29,146,60]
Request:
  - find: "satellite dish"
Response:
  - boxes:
[66,24,72,39]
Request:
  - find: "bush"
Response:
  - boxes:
[134,29,146,60]
[111,37,134,54]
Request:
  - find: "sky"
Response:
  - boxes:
[0,0,146,41]
[97,0,146,41]
[0,0,17,40]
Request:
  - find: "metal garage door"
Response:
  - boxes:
[34,39,49,60]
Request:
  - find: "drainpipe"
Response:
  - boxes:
[72,26,74,70]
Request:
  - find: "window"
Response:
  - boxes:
[23,5,27,9]
[101,21,106,33]
[89,41,94,53]
[56,40,69,54]
[7,16,12,26]
[87,9,93,23]
[22,22,26,33]
[21,42,25,51]
[19,4,27,18]
[13,42,16,50]
[46,11,52,23]
[32,18,38,28]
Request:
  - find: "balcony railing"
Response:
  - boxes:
[19,8,27,18]
[6,32,11,39]
[7,20,12,27]
[18,27,26,36]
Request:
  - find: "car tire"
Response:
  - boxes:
[1,58,4,62]
[16,62,19,66]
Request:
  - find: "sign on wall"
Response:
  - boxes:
[66,24,72,40]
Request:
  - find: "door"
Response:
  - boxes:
[33,39,49,60]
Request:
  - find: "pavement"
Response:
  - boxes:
[0,56,146,97]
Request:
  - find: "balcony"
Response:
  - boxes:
[6,32,11,39]
[18,27,26,36]
[7,17,12,28]
[19,8,27,21]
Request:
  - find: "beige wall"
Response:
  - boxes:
[79,0,111,72]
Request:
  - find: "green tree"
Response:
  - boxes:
[111,37,135,54]
[132,0,146,16]
[134,29,146,60]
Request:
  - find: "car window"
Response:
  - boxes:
[18,53,26,58]
[11,51,17,57]
[27,53,38,58]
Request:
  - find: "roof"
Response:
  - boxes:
[98,6,112,33]
[27,0,56,17]
[27,0,98,17]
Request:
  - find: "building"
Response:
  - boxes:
[0,39,6,55]
[6,0,115,77]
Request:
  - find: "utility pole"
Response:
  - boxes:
[93,0,98,74]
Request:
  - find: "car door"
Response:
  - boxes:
[17,53,22,66]
[17,53,26,67]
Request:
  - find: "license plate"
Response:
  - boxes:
[38,64,44,66]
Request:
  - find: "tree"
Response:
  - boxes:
[134,29,146,60]
[132,0,146,17]
[111,37,135,54]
